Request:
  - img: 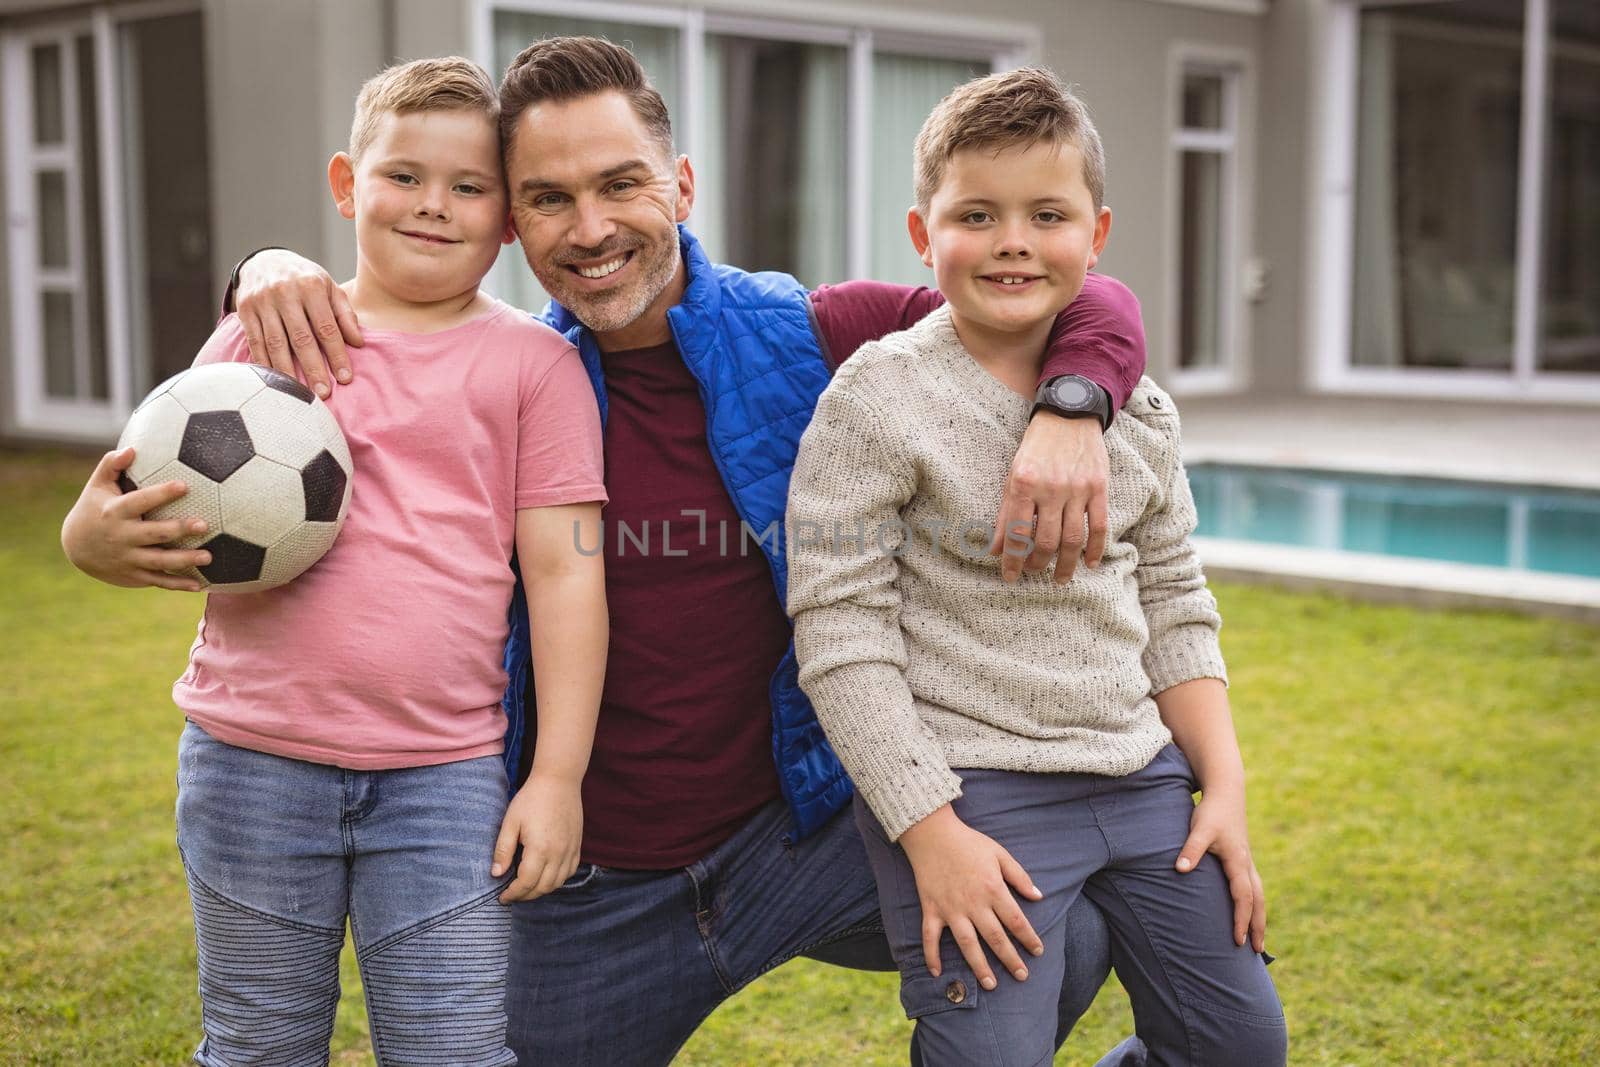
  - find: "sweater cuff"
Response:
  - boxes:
[856,757,964,843]
[1144,621,1229,693]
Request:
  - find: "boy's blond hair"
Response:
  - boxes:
[913,67,1104,214]
[348,57,500,161]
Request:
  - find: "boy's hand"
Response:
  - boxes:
[990,412,1109,584]
[493,774,583,904]
[1176,789,1266,952]
[898,806,1045,990]
[60,448,212,591]
[235,249,363,398]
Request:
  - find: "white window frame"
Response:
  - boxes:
[2,0,201,440]
[1166,44,1253,394]
[1310,0,1600,403]
[469,0,1034,293]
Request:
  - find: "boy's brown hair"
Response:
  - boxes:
[913,67,1105,214]
[497,36,673,157]
[348,57,500,161]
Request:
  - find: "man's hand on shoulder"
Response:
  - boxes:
[61,448,213,591]
[990,412,1110,583]
[235,249,363,397]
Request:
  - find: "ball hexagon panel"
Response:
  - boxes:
[261,521,341,586]
[300,450,349,523]
[196,533,268,586]
[238,389,329,469]
[219,455,306,547]
[250,364,316,404]
[179,410,256,482]
[142,460,224,549]
[167,362,268,413]
[117,391,190,484]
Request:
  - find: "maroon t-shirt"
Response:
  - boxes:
[574,274,1146,869]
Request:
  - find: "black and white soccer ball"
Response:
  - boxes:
[116,363,354,592]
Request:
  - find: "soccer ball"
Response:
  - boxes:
[116,363,354,592]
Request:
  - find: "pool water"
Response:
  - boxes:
[1186,464,1600,579]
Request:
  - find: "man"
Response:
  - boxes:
[64,38,1148,1064]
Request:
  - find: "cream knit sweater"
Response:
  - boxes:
[786,307,1227,841]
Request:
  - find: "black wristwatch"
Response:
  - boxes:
[1033,374,1112,431]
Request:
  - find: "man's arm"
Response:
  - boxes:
[224,248,364,399]
[809,274,1149,582]
[810,273,1145,409]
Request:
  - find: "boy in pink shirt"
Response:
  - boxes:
[84,58,606,1064]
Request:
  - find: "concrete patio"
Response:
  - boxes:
[1178,394,1600,490]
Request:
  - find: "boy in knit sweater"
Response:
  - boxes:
[787,69,1286,1065]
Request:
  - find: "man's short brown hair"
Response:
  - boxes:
[498,36,673,157]
[348,57,500,161]
[913,67,1104,214]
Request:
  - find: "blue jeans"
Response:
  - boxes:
[858,746,1287,1067]
[174,722,516,1066]
[504,793,1123,1064]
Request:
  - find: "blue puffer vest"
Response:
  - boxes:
[499,226,853,842]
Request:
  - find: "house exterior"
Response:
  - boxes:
[2,0,1595,444]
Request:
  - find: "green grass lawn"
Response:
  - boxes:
[3,449,1598,1065]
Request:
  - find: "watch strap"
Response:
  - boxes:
[223,246,288,316]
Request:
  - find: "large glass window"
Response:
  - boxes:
[701,35,847,284]
[1344,0,1600,385]
[1352,2,1523,370]
[487,6,1003,302]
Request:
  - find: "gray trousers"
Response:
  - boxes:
[857,745,1287,1067]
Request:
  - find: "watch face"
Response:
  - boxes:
[1052,378,1093,408]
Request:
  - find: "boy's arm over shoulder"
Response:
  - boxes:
[787,362,960,842]
[1121,381,1228,692]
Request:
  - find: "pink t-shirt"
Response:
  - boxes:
[174,299,606,769]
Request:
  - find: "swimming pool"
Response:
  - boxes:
[1186,464,1600,579]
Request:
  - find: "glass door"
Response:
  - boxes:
[3,5,210,439]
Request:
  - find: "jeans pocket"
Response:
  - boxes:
[898,966,982,1021]
[557,863,602,892]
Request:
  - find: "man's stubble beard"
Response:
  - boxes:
[528,226,681,336]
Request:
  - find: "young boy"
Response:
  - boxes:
[787,69,1286,1065]
[108,58,606,1063]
